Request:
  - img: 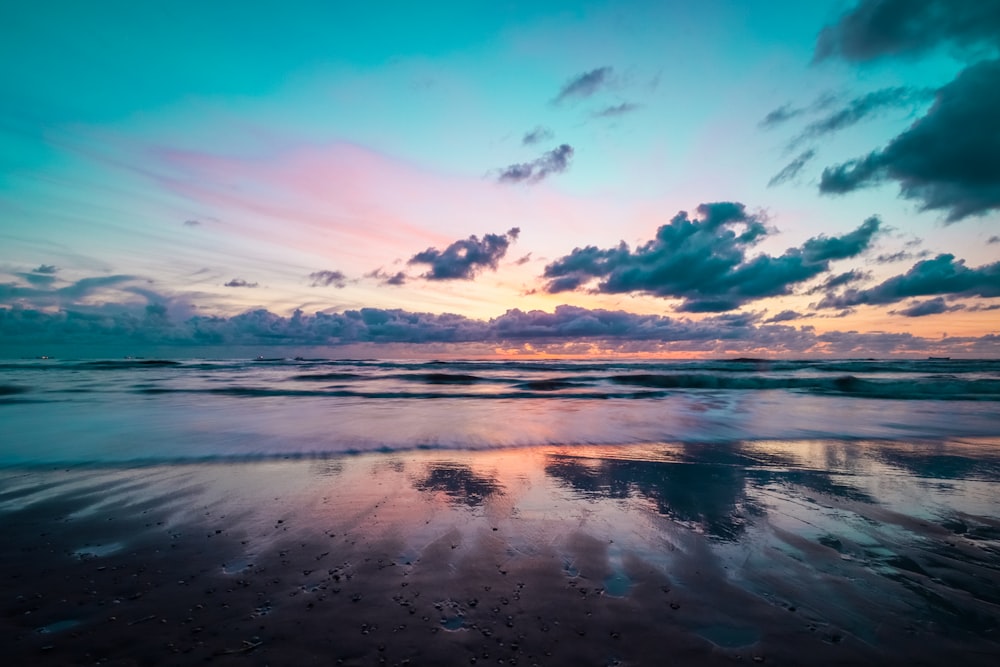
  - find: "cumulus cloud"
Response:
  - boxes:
[768,149,816,187]
[33,264,58,274]
[891,297,966,317]
[408,228,520,281]
[593,102,639,118]
[814,0,1000,62]
[819,59,1000,221]
[553,66,614,104]
[542,202,882,312]
[224,279,259,288]
[308,270,347,288]
[816,253,1000,309]
[497,144,574,184]
[522,126,554,145]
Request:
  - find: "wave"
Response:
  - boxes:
[609,373,1000,400]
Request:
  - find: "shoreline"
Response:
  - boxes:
[3,441,1000,665]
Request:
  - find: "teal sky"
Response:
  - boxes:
[2,0,998,357]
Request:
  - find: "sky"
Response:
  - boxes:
[1,0,999,358]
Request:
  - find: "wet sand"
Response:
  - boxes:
[2,440,999,665]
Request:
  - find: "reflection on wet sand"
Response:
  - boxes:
[2,439,999,665]
[414,462,505,507]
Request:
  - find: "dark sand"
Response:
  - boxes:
[3,441,1000,665]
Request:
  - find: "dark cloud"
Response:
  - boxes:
[815,0,1000,62]
[819,59,1000,221]
[309,270,347,288]
[33,264,58,274]
[542,203,882,312]
[816,253,1000,309]
[513,253,533,266]
[522,126,554,145]
[553,66,613,104]
[798,87,931,141]
[766,310,803,323]
[593,102,639,118]
[408,228,520,281]
[183,219,201,227]
[497,144,574,184]
[768,149,816,187]
[989,236,1000,244]
[224,279,259,288]
[814,2,1000,221]
[891,297,966,317]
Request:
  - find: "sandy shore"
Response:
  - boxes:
[3,441,999,665]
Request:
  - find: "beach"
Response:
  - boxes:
[4,439,1000,666]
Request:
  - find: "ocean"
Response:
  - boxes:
[3,356,1000,664]
[1,356,999,465]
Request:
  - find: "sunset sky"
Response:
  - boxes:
[2,0,998,357]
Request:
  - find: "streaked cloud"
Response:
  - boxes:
[553,66,614,104]
[224,278,259,288]
[522,126,554,145]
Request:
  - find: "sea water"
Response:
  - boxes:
[2,357,998,465]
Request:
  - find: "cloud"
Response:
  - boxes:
[816,253,1000,309]
[408,228,520,281]
[768,149,816,187]
[513,253,533,266]
[3,302,996,357]
[0,275,143,310]
[33,264,58,274]
[183,219,202,227]
[989,236,1000,244]
[522,126,554,145]
[760,103,805,129]
[815,0,1000,62]
[367,268,407,286]
[308,270,347,288]
[224,279,259,288]
[766,310,803,323]
[819,59,1000,221]
[593,102,639,118]
[807,270,870,294]
[553,66,613,104]
[497,144,574,184]
[891,297,966,317]
[797,87,931,141]
[542,202,882,312]
[876,249,929,263]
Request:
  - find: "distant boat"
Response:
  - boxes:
[927,356,951,361]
